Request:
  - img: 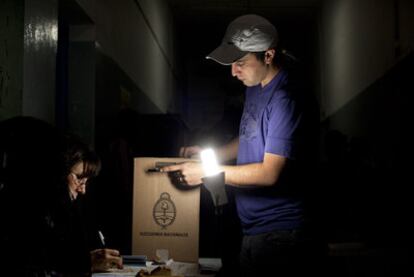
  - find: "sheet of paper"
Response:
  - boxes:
[92,263,159,277]
[92,265,143,277]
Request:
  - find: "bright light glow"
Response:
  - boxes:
[200,148,220,177]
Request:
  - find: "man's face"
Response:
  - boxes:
[231,53,268,87]
[68,161,88,200]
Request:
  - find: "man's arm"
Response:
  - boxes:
[162,152,286,187]
[221,152,286,186]
[216,137,239,162]
[179,137,239,162]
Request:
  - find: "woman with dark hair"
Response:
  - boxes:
[1,118,122,276]
[1,116,63,276]
[50,135,123,275]
[62,137,101,201]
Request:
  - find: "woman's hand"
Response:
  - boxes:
[90,248,123,272]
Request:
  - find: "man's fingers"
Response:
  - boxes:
[160,164,182,172]
[159,162,203,186]
[180,147,191,158]
[187,147,199,158]
[179,147,185,157]
[184,148,194,158]
[179,146,201,158]
[180,147,191,157]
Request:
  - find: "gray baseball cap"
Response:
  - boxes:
[206,14,278,65]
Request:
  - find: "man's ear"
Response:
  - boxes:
[265,49,275,64]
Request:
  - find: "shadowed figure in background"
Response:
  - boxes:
[0,116,62,275]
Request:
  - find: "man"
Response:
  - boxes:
[163,14,323,276]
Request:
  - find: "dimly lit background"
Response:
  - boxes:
[1,0,413,275]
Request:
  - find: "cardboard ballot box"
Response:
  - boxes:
[132,158,200,262]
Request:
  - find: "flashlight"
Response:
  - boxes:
[200,149,228,208]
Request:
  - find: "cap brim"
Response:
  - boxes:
[206,43,247,65]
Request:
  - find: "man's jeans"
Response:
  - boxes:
[240,229,326,277]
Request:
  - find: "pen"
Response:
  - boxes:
[98,230,106,247]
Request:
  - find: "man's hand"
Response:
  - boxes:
[161,162,204,186]
[90,248,123,272]
[179,145,202,158]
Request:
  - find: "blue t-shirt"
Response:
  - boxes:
[235,69,310,235]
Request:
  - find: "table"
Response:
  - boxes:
[92,258,221,277]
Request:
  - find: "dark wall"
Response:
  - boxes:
[320,52,413,275]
